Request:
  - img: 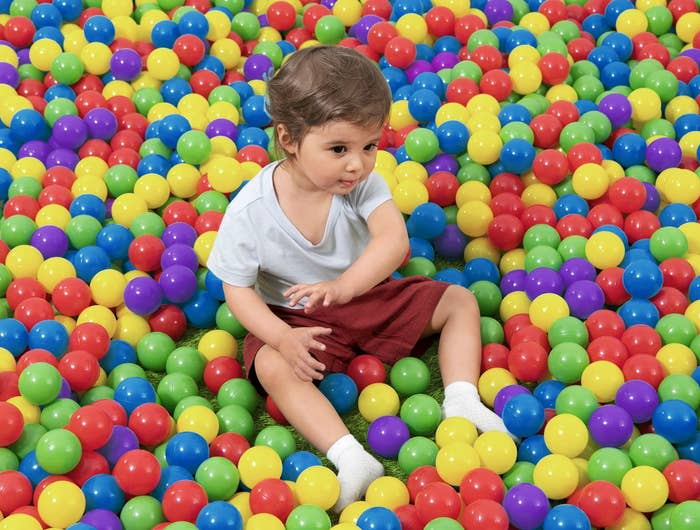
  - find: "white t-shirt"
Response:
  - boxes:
[207,161,393,308]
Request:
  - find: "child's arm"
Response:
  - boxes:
[223,284,331,381]
[285,199,408,310]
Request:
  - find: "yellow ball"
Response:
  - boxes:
[511,62,542,94]
[435,102,469,127]
[194,230,217,266]
[478,368,517,407]
[473,431,517,475]
[0,347,16,372]
[375,151,398,172]
[499,248,526,274]
[457,200,493,237]
[467,94,500,116]
[167,163,200,198]
[207,101,240,123]
[676,12,700,42]
[585,231,625,269]
[581,360,625,403]
[78,305,117,337]
[206,11,233,41]
[546,83,579,103]
[665,96,699,124]
[392,179,429,214]
[656,168,700,204]
[529,293,570,332]
[436,441,481,485]
[29,39,62,71]
[332,524,361,530]
[80,42,111,75]
[620,465,668,513]
[544,413,589,458]
[11,156,45,181]
[0,96,31,127]
[75,156,109,179]
[111,193,148,228]
[656,343,697,375]
[607,508,652,530]
[238,446,283,488]
[333,0,363,26]
[465,237,502,264]
[435,417,478,448]
[7,395,40,424]
[358,383,400,422]
[133,173,170,209]
[522,183,557,208]
[207,157,243,193]
[89,269,126,308]
[177,405,219,443]
[628,87,662,122]
[572,163,609,200]
[364,476,410,509]
[37,257,76,292]
[499,291,531,321]
[533,454,580,500]
[295,466,340,510]
[468,131,502,165]
[63,30,88,56]
[37,481,85,528]
[616,9,648,37]
[113,312,151,346]
[466,112,501,134]
[680,222,700,254]
[246,513,285,530]
[198,329,237,361]
[519,12,550,35]
[455,181,492,207]
[102,80,133,100]
[394,160,428,183]
[35,204,71,229]
[146,48,179,81]
[102,0,133,16]
[508,45,541,68]
[5,245,43,279]
[0,515,43,530]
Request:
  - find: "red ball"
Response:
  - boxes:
[210,432,250,465]
[194,211,224,234]
[16,348,58,373]
[5,278,46,311]
[0,372,19,401]
[129,234,166,272]
[425,6,456,37]
[445,77,479,105]
[249,478,295,521]
[13,297,54,330]
[509,324,549,351]
[490,172,524,196]
[406,465,442,502]
[621,324,661,356]
[532,149,569,185]
[622,354,665,388]
[426,171,459,206]
[190,69,220,98]
[479,69,512,101]
[587,336,629,367]
[67,405,113,451]
[3,196,40,219]
[487,214,525,251]
[302,4,331,33]
[595,267,629,306]
[67,450,109,487]
[395,504,422,530]
[469,45,503,72]
[458,499,509,530]
[162,480,208,523]
[547,100,579,126]
[265,395,289,425]
[346,354,386,391]
[43,166,76,188]
[92,399,128,426]
[539,51,570,85]
[659,257,694,292]
[490,193,525,218]
[120,112,148,138]
[38,183,74,208]
[663,459,700,503]
[162,200,198,226]
[236,145,270,167]
[459,468,505,505]
[415,481,461,524]
[267,1,297,31]
[0,470,33,515]
[108,147,140,169]
[503,313,532,344]
[481,343,509,371]
[651,286,689,316]
[68,322,110,360]
[567,143,602,171]
[608,177,647,214]
[585,309,625,340]
[0,401,23,447]
[384,36,416,68]
[587,203,623,229]
[575,480,626,528]
[128,403,172,447]
[362,0,392,18]
[507,341,548,382]
[203,356,244,394]
[173,34,206,66]
[667,56,699,83]
[540,0,569,24]
[556,214,593,238]
[367,21,398,54]
[4,17,35,48]
[622,211,659,244]
[113,449,162,496]
[520,204,557,230]
[79,138,112,161]
[530,114,563,148]
[58,350,100,392]
[148,304,188,341]
[52,278,92,317]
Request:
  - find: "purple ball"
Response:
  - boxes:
[18,140,50,162]
[82,509,122,530]
[642,182,660,211]
[85,108,118,140]
[559,257,597,287]
[565,280,605,319]
[46,148,79,169]
[494,384,531,416]
[425,153,458,175]
[17,48,29,66]
[433,224,468,260]
[159,265,198,304]
[162,222,198,248]
[405,60,434,83]
[501,269,526,295]
[52,115,88,149]
[367,415,410,459]
[484,0,514,24]
[525,267,564,299]
[98,425,139,467]
[646,137,682,172]
[680,48,700,65]
[31,225,69,258]
[0,62,19,87]
[243,54,274,81]
[598,93,632,128]
[432,51,459,71]
[205,118,238,141]
[588,404,634,447]
[110,48,142,81]
[503,483,550,530]
[58,377,72,399]
[160,243,199,271]
[123,276,163,315]
[614,379,659,423]
[352,15,382,44]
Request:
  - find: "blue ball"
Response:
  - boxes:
[602,32,632,61]
[82,474,125,513]
[502,393,545,438]
[83,15,115,44]
[113,377,157,415]
[96,224,133,261]
[178,11,209,38]
[407,202,446,240]
[437,120,469,154]
[534,380,566,409]
[73,245,112,283]
[19,451,50,487]
[282,451,322,481]
[319,373,358,415]
[434,36,461,54]
[433,267,467,286]
[618,298,660,327]
[382,66,409,96]
[53,0,83,21]
[588,46,619,70]
[230,81,254,103]
[161,77,193,105]
[677,432,700,463]
[151,20,180,48]
[409,237,435,261]
[498,103,532,125]
[166,432,210,474]
[137,154,171,176]
[159,114,192,149]
[689,277,700,302]
[0,318,28,357]
[554,195,589,218]
[583,14,611,39]
[28,319,68,357]
[601,61,631,90]
[70,194,106,221]
[652,399,698,445]
[31,3,63,28]
[500,139,535,174]
[100,339,137,374]
[10,109,48,143]
[241,95,271,128]
[357,506,402,530]
[622,259,663,298]
[205,270,225,301]
[505,29,537,52]
[543,504,592,530]
[196,501,243,530]
[408,88,442,123]
[45,84,77,101]
[464,257,501,285]
[658,203,697,227]
[181,290,219,328]
[151,465,194,501]
[236,126,268,149]
[613,133,646,167]
[517,434,550,464]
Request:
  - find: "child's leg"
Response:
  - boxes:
[424,285,511,435]
[254,346,383,512]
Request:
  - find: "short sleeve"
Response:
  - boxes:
[349,171,393,220]
[206,209,259,288]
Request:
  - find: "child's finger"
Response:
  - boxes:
[305,354,326,372]
[309,339,327,351]
[309,327,333,336]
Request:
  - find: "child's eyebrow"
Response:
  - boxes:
[323,136,381,145]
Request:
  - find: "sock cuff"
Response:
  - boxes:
[326,433,361,468]
[444,381,480,400]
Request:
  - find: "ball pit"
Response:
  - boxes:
[0,0,700,529]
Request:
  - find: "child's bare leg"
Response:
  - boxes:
[254,346,383,512]
[424,285,511,435]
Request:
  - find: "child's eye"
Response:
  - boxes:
[330,146,346,154]
[364,143,377,151]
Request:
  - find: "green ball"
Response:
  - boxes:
[0,447,18,471]
[400,257,437,278]
[217,378,260,412]
[651,503,676,530]
[253,41,284,68]
[645,70,678,103]
[579,111,612,144]
[398,436,439,475]
[390,357,431,397]
[503,461,534,489]
[629,59,664,90]
[554,385,598,422]
[424,518,465,530]
[570,60,599,81]
[9,423,47,459]
[254,425,297,460]
[44,98,78,126]
[657,374,700,409]
[140,138,171,159]
[628,433,678,470]
[193,190,229,214]
[480,316,505,345]
[400,394,442,436]
[137,332,176,372]
[208,85,241,108]
[157,373,199,411]
[154,442,168,468]
[553,178,575,198]
[500,122,534,144]
[35,428,82,474]
[467,29,500,52]
[641,118,676,140]
[457,161,490,184]
[469,280,502,316]
[286,504,331,530]
[18,362,62,405]
[18,64,43,82]
[165,523,197,530]
[8,176,42,199]
[166,346,206,383]
[120,495,165,530]
[216,404,255,441]
[523,224,561,250]
[65,214,102,248]
[560,122,596,151]
[524,246,563,272]
[133,87,163,116]
[670,501,700,530]
[173,395,213,421]
[40,398,80,430]
[215,304,247,338]
[587,447,632,486]
[548,342,589,383]
[130,211,166,238]
[195,456,240,500]
[231,12,261,40]
[1,215,36,247]
[645,6,673,35]
[104,164,138,197]
[649,227,688,261]
[548,316,589,348]
[108,363,147,389]
[176,130,212,165]
[51,52,84,85]
[573,75,604,101]
[552,20,580,42]
[626,165,656,184]
[656,314,696,346]
[0,265,12,296]
[80,385,115,405]
[405,128,440,163]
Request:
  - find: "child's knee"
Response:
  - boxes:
[254,346,286,387]
[447,285,479,315]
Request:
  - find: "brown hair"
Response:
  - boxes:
[266,45,391,157]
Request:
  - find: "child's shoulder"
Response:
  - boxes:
[225,162,275,215]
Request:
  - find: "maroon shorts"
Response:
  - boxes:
[243,276,450,395]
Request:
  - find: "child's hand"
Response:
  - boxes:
[284,280,353,313]
[279,326,332,382]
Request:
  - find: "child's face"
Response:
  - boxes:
[280,120,382,195]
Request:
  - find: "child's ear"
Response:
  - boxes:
[276,124,297,155]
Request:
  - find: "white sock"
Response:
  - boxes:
[326,434,384,513]
[441,381,514,438]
